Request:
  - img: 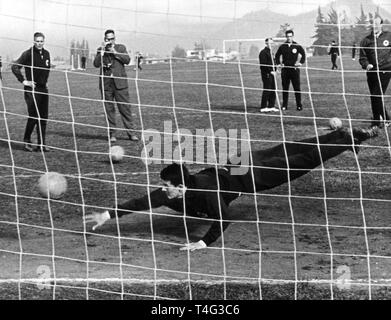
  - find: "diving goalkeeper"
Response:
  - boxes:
[85,127,378,251]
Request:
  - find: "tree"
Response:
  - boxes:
[76,40,81,57]
[312,6,330,55]
[328,7,354,55]
[70,39,76,64]
[172,45,186,59]
[85,40,90,59]
[353,4,368,43]
[276,23,291,38]
[312,6,355,56]
[367,12,374,31]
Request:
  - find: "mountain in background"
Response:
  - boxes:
[136,0,391,55]
[1,0,390,60]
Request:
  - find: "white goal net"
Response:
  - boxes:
[0,0,391,301]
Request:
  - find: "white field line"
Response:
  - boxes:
[1,278,391,286]
[0,171,161,179]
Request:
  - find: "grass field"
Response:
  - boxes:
[1,55,391,300]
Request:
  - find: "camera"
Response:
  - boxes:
[103,62,112,72]
[105,41,113,51]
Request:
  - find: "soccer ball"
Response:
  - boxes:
[110,145,125,162]
[329,117,343,130]
[38,172,67,199]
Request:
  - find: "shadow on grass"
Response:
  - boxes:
[0,139,25,151]
[211,104,260,112]
[53,130,109,141]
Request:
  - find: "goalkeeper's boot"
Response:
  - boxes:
[353,127,378,143]
[351,127,378,153]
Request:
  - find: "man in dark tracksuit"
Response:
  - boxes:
[328,41,340,70]
[85,126,378,250]
[259,38,278,112]
[0,56,3,80]
[81,56,87,70]
[94,29,138,142]
[11,32,51,152]
[359,16,391,128]
[275,30,306,111]
[134,52,143,71]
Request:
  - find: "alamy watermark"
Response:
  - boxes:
[141,121,250,175]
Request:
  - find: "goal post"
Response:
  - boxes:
[222,37,286,63]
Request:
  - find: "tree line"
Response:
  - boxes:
[312,5,390,55]
[70,39,90,62]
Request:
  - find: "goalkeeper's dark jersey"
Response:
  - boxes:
[109,129,355,246]
[109,167,242,246]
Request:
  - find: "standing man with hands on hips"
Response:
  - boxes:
[275,29,306,111]
[359,16,391,129]
[11,32,51,152]
[94,29,138,143]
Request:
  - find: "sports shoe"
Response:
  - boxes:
[282,106,287,111]
[110,136,117,143]
[34,146,51,152]
[129,135,139,142]
[352,127,378,143]
[260,108,271,113]
[297,105,303,111]
[269,107,280,112]
[24,143,34,152]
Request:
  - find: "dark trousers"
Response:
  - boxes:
[261,73,276,109]
[230,129,353,193]
[281,67,302,108]
[102,78,134,138]
[23,86,49,145]
[366,70,391,126]
[331,54,338,69]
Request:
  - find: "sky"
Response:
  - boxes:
[0,0,390,59]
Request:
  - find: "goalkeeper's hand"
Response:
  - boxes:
[179,240,207,251]
[84,211,111,231]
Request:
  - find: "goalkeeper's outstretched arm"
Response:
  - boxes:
[84,188,169,230]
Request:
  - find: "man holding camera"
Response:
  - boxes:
[93,29,138,142]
